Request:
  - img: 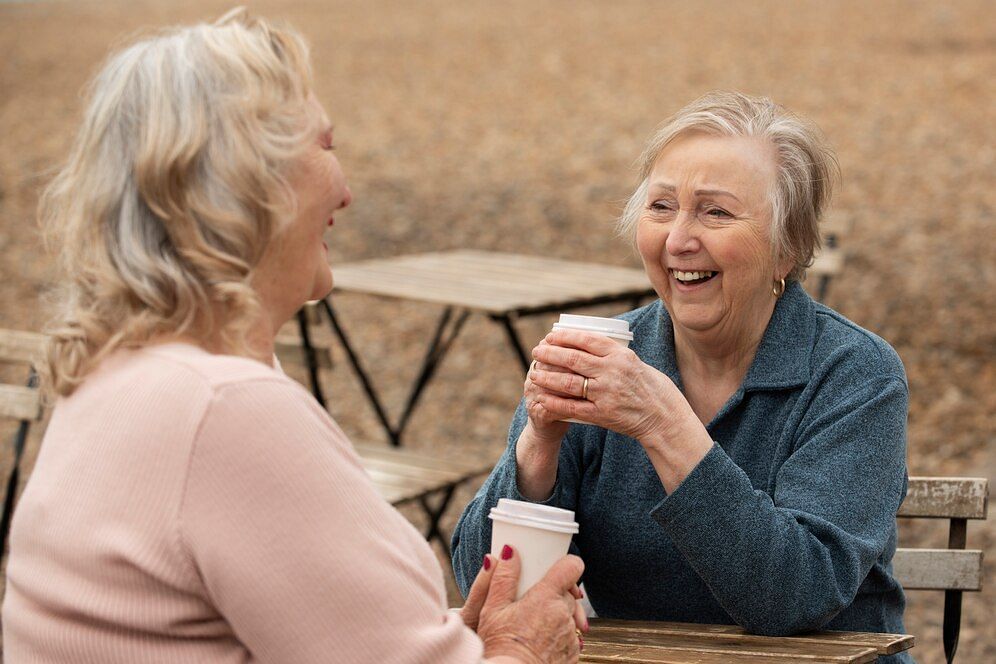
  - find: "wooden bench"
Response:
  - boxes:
[894,476,988,663]
[352,442,493,558]
[808,211,852,302]
[0,328,47,563]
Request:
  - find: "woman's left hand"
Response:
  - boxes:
[529,329,686,444]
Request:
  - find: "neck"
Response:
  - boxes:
[672,298,776,384]
[168,307,281,367]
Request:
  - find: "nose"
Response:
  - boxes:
[665,210,701,256]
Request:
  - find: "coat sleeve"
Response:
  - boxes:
[650,373,909,635]
[451,399,585,598]
[180,377,484,663]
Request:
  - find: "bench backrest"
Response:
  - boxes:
[894,476,988,663]
[0,329,46,422]
[894,476,988,591]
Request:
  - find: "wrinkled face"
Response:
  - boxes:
[255,97,352,326]
[636,132,789,339]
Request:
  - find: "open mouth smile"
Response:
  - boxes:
[670,269,718,286]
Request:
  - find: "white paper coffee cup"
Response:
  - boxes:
[550,314,633,424]
[489,498,579,599]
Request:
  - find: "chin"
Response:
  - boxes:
[308,272,334,302]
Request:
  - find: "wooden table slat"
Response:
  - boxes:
[336,262,622,300]
[397,250,652,282]
[586,620,914,656]
[581,641,875,664]
[334,259,649,295]
[581,640,878,663]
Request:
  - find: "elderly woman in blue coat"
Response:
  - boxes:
[452,91,910,661]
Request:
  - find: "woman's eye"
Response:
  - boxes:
[705,207,732,218]
[649,201,676,213]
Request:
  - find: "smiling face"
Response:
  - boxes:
[253,97,352,328]
[636,132,791,345]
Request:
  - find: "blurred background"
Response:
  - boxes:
[1,1,993,661]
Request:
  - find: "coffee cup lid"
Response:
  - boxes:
[553,314,633,341]
[488,498,579,534]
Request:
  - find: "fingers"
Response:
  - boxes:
[546,329,619,357]
[537,554,585,594]
[482,545,522,612]
[533,391,596,422]
[460,554,495,631]
[573,596,588,633]
[530,365,588,399]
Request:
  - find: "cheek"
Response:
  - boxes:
[636,222,666,265]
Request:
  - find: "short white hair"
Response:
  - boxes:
[618,91,838,282]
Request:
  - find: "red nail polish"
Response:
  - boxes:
[482,555,491,571]
[501,544,513,560]
[584,618,590,631]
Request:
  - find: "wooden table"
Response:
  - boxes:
[310,250,655,446]
[581,619,914,663]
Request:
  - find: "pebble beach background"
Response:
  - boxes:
[1,1,993,661]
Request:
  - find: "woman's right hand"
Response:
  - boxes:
[478,546,587,664]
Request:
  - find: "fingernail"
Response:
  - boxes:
[482,555,491,571]
[501,544,513,560]
[579,636,584,651]
[584,618,590,631]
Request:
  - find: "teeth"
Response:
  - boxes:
[671,270,715,282]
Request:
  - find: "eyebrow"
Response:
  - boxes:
[648,182,742,204]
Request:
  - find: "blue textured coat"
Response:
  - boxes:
[453,282,912,662]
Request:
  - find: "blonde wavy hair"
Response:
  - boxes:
[618,91,838,282]
[41,8,318,396]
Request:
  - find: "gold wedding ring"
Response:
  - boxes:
[581,377,589,400]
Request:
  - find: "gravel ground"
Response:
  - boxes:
[1,1,993,662]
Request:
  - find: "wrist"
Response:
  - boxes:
[514,426,560,501]
[640,403,713,494]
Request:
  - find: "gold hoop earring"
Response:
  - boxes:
[773,278,786,297]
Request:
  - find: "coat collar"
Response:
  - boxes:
[646,280,814,393]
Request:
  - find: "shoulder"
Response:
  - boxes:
[809,303,907,390]
[142,342,292,391]
[119,342,332,434]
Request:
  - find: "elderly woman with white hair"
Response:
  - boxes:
[1,10,587,664]
[453,92,911,662]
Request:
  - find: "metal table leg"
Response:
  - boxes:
[493,313,531,372]
[420,485,458,560]
[321,298,471,447]
[296,308,327,407]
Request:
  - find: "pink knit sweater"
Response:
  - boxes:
[2,343,484,662]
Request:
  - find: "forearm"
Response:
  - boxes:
[651,445,879,634]
[638,399,714,495]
